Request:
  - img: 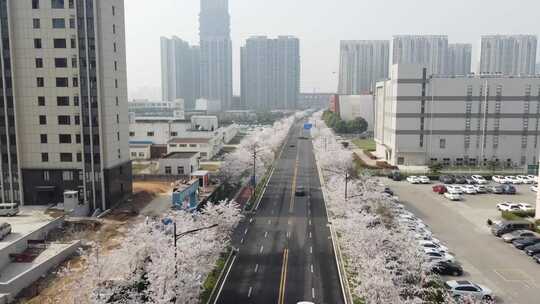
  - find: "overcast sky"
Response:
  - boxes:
[125,0,540,100]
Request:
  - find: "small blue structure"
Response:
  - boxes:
[172,179,199,210]
[303,123,313,130]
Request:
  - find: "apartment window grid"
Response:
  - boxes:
[535,88,540,148]
[419,68,427,148]
[493,85,502,150]
[476,86,483,149]
[522,85,532,149]
[465,85,473,150]
[482,86,490,150]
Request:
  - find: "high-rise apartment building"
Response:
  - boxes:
[199,0,232,110]
[338,40,389,94]
[447,43,472,75]
[0,0,132,210]
[240,36,300,110]
[392,35,449,75]
[480,35,537,75]
[160,37,200,109]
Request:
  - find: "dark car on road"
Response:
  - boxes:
[453,176,467,184]
[502,184,516,195]
[524,243,540,256]
[512,237,540,250]
[439,175,454,184]
[382,187,394,196]
[295,186,306,196]
[388,171,402,181]
[491,220,533,237]
[487,185,504,194]
[432,260,463,276]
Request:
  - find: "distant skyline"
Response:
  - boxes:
[125,0,540,100]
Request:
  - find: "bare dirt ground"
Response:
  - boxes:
[16,181,172,304]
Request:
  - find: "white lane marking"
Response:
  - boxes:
[264,231,268,238]
[286,231,290,239]
[240,238,244,244]
[311,264,314,273]
[212,255,238,304]
[248,286,253,298]
[259,245,264,253]
[249,217,254,223]
[309,232,312,239]
[312,287,315,299]
[268,219,272,225]
[254,264,259,273]
[244,228,248,235]
[310,246,312,254]
[309,219,312,226]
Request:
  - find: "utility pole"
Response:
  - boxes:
[345,170,349,201]
[252,148,257,196]
[173,222,218,279]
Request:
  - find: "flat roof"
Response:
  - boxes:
[0,206,58,251]
[163,152,199,159]
[169,138,210,144]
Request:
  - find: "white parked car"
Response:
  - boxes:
[471,175,488,184]
[473,185,487,193]
[492,175,508,184]
[418,176,431,184]
[531,185,538,192]
[444,192,463,201]
[424,248,455,262]
[462,185,477,194]
[517,175,534,184]
[527,175,538,183]
[505,176,522,184]
[418,240,449,253]
[407,176,421,184]
[517,203,535,212]
[444,280,493,301]
[446,185,464,194]
[496,202,521,212]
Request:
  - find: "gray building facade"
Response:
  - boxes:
[160,37,200,109]
[241,36,300,110]
[338,40,389,95]
[392,35,449,75]
[480,35,537,75]
[447,43,472,75]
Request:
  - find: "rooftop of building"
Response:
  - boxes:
[168,138,211,144]
[0,207,59,251]
[163,152,200,159]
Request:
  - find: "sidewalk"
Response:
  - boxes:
[352,148,379,167]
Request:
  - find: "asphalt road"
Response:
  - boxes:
[387,180,540,304]
[216,122,344,304]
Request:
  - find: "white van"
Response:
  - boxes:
[0,203,19,216]
[0,222,11,240]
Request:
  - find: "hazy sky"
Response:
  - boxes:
[125,0,540,100]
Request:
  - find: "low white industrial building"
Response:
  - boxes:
[167,137,222,160]
[158,152,200,176]
[374,64,540,167]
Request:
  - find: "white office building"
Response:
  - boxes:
[392,35,449,75]
[480,35,537,75]
[375,64,540,168]
[0,0,131,210]
[338,40,389,95]
[447,43,472,75]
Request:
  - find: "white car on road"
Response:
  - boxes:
[444,192,463,201]
[497,202,521,212]
[462,185,477,194]
[471,175,488,184]
[445,280,493,301]
[418,176,431,184]
[492,175,508,184]
[407,176,421,184]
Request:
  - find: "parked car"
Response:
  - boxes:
[382,187,394,196]
[531,185,538,192]
[464,176,477,185]
[487,185,504,194]
[505,176,522,184]
[446,185,464,194]
[432,260,463,276]
[0,203,19,217]
[462,185,477,194]
[295,186,306,196]
[407,176,421,184]
[439,175,455,184]
[501,230,538,243]
[453,176,467,184]
[0,223,11,240]
[424,248,455,262]
[444,280,493,301]
[473,185,487,193]
[524,243,540,256]
[534,253,540,264]
[517,203,534,212]
[432,184,447,194]
[388,170,402,181]
[502,184,516,195]
[471,175,488,184]
[512,237,540,250]
[527,175,539,183]
[418,240,449,253]
[418,176,431,184]
[444,192,463,201]
[491,220,534,237]
[497,202,521,212]
[517,175,534,184]
[492,175,508,184]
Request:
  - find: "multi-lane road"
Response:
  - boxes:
[216,122,344,304]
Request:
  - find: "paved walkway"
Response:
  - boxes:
[352,148,379,167]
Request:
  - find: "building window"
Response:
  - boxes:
[189,144,197,147]
[41,153,49,163]
[51,0,64,9]
[439,139,446,149]
[112,5,115,15]
[37,77,44,87]
[112,24,116,34]
[72,57,77,68]
[72,77,78,87]
[179,144,187,147]
[177,167,185,175]
[114,61,117,71]
[70,38,76,48]
[73,96,79,106]
[131,152,136,157]
[58,115,70,125]
[62,171,73,181]
[43,171,50,181]
[40,134,48,143]
[165,166,172,174]
[55,57,67,68]
[68,0,74,8]
[74,115,80,125]
[113,42,117,52]
[129,131,135,137]
[76,153,82,162]
[115,96,119,106]
[35,58,43,68]
[170,132,178,137]
[39,115,47,125]
[443,158,451,166]
[397,157,405,165]
[56,77,69,87]
[53,38,66,48]
[69,18,75,28]
[147,132,154,137]
[52,18,65,28]
[38,96,46,106]
[75,134,81,143]
[34,38,42,49]
[138,152,144,157]
[59,134,71,143]
[60,153,73,162]
[32,0,40,9]
[33,18,40,29]
[116,114,119,123]
[115,79,118,88]
[117,132,120,141]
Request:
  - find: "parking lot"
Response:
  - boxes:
[386,179,540,304]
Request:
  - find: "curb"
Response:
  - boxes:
[206,248,238,304]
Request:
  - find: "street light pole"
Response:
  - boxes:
[173,222,219,279]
